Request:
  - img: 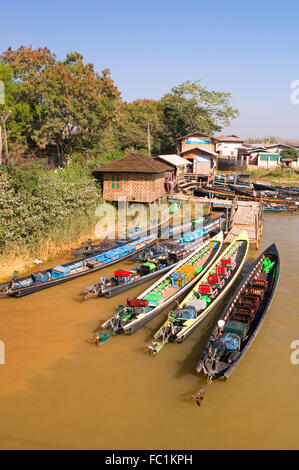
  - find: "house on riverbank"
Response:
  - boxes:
[92,153,172,203]
[216,134,245,158]
[154,154,189,177]
[177,132,218,175]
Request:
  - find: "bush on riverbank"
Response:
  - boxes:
[244,166,299,183]
[0,163,101,280]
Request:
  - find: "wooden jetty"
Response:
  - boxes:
[225,198,263,249]
[169,193,263,249]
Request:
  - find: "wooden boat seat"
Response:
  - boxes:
[242,294,262,304]
[234,304,256,316]
[253,279,268,288]
[86,262,96,268]
[248,287,265,297]
[230,310,255,323]
[255,272,268,281]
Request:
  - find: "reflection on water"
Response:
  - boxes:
[0,213,298,449]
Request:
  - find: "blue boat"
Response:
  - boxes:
[0,235,157,298]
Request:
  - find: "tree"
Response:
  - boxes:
[0,47,57,159]
[0,63,15,163]
[1,45,56,81]
[157,80,239,153]
[30,52,121,163]
[118,99,163,154]
[1,47,121,164]
[280,147,299,161]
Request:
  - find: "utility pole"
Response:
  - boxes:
[147,122,151,156]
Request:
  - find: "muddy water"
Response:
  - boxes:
[0,214,298,450]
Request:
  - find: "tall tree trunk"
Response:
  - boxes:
[56,143,64,167]
[0,126,2,165]
[2,120,8,157]
[0,110,11,164]
[147,122,151,156]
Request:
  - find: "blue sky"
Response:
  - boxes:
[1,0,299,139]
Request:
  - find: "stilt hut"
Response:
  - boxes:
[92,154,172,203]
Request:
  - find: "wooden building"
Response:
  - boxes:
[93,153,172,203]
[176,132,219,175]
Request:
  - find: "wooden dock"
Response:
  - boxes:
[225,200,263,248]
[169,193,264,248]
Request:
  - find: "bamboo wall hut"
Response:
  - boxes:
[93,154,173,203]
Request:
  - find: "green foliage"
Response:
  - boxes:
[0,165,101,252]
[280,147,299,161]
[157,80,239,153]
[0,47,121,160]
[0,46,240,257]
[0,47,239,161]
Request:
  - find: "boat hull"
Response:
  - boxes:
[101,234,224,334]
[152,231,250,347]
[0,237,156,298]
[197,244,280,380]
[100,264,177,298]
[122,234,224,334]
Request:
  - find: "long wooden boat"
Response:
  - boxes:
[194,185,289,205]
[165,213,212,238]
[94,233,223,344]
[147,231,249,356]
[73,236,133,258]
[228,184,256,198]
[0,234,156,298]
[81,246,184,300]
[134,215,223,262]
[74,203,179,257]
[126,203,179,238]
[81,227,217,300]
[263,204,287,213]
[253,182,275,191]
[192,244,279,403]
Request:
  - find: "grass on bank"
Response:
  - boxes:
[0,213,99,282]
[243,166,299,184]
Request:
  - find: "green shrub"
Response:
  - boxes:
[0,164,101,253]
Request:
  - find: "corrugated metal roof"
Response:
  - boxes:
[177,132,219,141]
[156,154,189,167]
[180,147,218,157]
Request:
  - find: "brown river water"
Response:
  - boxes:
[0,213,298,450]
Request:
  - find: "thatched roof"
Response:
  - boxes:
[93,154,172,174]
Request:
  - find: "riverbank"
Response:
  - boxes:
[244,167,299,185]
[0,164,103,282]
[0,213,99,283]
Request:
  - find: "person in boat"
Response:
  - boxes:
[217,319,225,337]
[6,271,19,291]
[252,189,258,202]
[31,271,44,283]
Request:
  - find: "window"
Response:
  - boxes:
[111,175,120,189]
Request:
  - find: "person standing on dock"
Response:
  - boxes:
[169,178,174,194]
